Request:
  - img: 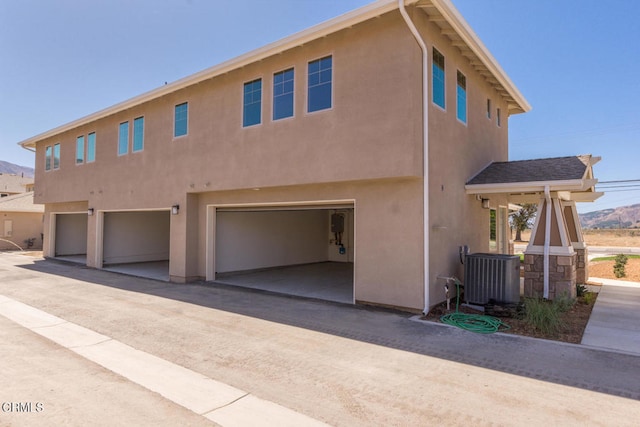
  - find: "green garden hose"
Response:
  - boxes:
[440,278,510,334]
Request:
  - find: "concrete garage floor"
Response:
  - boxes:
[52,257,353,304]
[215,262,354,304]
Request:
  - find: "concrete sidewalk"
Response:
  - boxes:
[1,252,639,425]
[582,277,640,355]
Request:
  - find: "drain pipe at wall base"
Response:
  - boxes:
[543,185,551,299]
[398,0,430,313]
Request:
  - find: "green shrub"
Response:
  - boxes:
[554,293,575,312]
[582,292,596,305]
[613,254,628,278]
[523,298,562,335]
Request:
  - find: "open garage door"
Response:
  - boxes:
[213,204,354,304]
[54,213,88,263]
[101,211,170,281]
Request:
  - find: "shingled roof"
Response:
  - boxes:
[465,154,603,202]
[466,155,592,186]
[0,173,33,194]
[0,192,43,213]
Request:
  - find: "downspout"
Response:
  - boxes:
[543,185,551,299]
[399,0,430,313]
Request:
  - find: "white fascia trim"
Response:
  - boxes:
[430,0,531,114]
[18,0,405,149]
[465,179,586,195]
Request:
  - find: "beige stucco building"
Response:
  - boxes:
[19,0,540,312]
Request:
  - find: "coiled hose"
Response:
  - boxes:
[440,278,510,334]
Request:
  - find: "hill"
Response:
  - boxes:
[579,203,640,229]
[0,160,34,178]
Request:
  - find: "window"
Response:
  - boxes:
[487,99,492,119]
[497,108,502,127]
[307,56,332,112]
[456,71,467,124]
[87,132,96,162]
[243,79,262,127]
[432,48,445,109]
[45,146,52,171]
[53,143,60,169]
[76,136,85,164]
[174,102,188,137]
[133,117,144,152]
[273,68,294,120]
[118,122,129,155]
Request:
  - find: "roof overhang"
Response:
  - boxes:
[465,155,603,203]
[19,0,530,150]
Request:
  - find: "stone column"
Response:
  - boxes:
[524,253,577,300]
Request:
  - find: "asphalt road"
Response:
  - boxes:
[1,252,639,426]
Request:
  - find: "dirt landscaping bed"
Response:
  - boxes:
[423,292,597,344]
[589,257,640,282]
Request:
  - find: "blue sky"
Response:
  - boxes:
[1,0,638,213]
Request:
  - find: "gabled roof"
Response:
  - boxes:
[0,192,44,213]
[18,0,530,150]
[465,155,603,202]
[0,173,33,194]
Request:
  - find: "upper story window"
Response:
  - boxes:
[432,48,445,109]
[273,69,294,120]
[76,136,85,164]
[87,132,96,162]
[45,146,52,171]
[307,56,332,112]
[487,99,492,119]
[118,122,129,155]
[456,71,467,124]
[133,116,144,152]
[53,143,60,169]
[243,79,262,127]
[174,102,188,137]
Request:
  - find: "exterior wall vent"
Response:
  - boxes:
[464,253,520,304]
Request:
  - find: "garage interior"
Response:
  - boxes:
[213,206,355,304]
[101,210,171,281]
[53,213,88,264]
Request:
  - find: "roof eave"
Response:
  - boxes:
[19,0,406,149]
[429,0,531,114]
[465,179,587,195]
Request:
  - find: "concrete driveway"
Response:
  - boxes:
[1,252,639,426]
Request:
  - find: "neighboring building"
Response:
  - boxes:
[0,192,44,250]
[0,173,33,197]
[16,0,599,312]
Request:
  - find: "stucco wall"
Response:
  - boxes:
[0,212,43,250]
[215,210,329,273]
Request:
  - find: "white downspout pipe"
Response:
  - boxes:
[543,185,551,299]
[399,0,430,314]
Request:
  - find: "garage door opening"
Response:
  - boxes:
[53,213,88,264]
[102,210,170,281]
[212,205,354,304]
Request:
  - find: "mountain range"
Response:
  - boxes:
[0,160,34,178]
[579,204,640,229]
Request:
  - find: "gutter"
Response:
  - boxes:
[398,0,430,314]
